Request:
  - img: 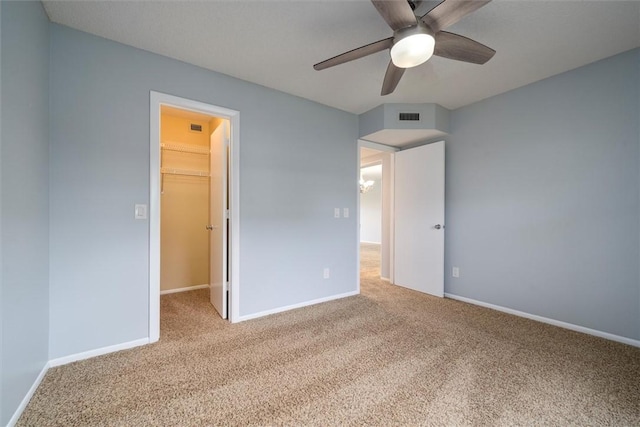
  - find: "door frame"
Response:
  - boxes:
[149,91,241,342]
[357,139,398,286]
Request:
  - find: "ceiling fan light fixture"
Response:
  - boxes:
[390,26,435,69]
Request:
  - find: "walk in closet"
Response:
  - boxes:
[160,107,218,294]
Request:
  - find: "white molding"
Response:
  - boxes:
[149,91,161,343]
[229,109,241,324]
[7,362,50,427]
[360,240,382,245]
[444,293,640,348]
[358,139,400,152]
[236,291,359,322]
[48,338,150,368]
[160,284,209,295]
[380,276,390,282]
[10,338,149,424]
[356,142,361,296]
[149,91,241,332]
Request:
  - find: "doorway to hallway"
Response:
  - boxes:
[357,139,445,298]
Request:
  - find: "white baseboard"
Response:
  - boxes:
[5,289,357,425]
[160,283,209,295]
[9,338,151,425]
[7,362,50,427]
[380,276,390,282]
[444,293,640,348]
[48,338,150,368]
[360,241,381,245]
[236,290,359,322]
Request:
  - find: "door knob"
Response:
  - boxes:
[434,224,443,230]
[206,225,216,230]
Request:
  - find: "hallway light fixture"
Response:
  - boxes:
[359,178,375,194]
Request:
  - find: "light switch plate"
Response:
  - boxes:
[135,204,147,220]
[334,208,340,218]
[343,208,349,218]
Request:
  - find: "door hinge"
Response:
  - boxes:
[225,209,230,219]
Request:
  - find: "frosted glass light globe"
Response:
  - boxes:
[390,33,435,68]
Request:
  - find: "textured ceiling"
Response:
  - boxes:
[42,1,640,114]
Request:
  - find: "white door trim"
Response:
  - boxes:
[360,139,400,153]
[149,91,241,343]
[356,144,361,293]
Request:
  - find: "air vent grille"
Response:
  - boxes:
[190,123,203,132]
[399,112,420,121]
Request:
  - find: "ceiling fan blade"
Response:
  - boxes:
[434,31,495,64]
[371,0,417,31]
[381,61,406,96]
[422,0,491,33]
[314,37,393,71]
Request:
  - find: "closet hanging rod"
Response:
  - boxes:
[161,142,210,155]
[161,167,210,177]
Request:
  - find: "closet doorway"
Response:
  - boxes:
[149,92,240,343]
[160,106,229,315]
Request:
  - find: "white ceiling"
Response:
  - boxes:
[42,1,640,115]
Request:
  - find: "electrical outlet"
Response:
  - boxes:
[323,268,330,279]
[334,208,340,218]
[452,267,460,278]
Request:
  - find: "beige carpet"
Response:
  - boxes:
[18,244,640,426]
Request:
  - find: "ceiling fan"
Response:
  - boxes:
[313,0,496,96]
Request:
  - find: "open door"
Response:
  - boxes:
[394,141,445,297]
[209,120,229,318]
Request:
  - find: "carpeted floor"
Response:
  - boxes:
[18,244,640,426]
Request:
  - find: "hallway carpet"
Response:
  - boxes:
[18,244,640,425]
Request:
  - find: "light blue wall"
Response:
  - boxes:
[446,48,640,340]
[48,24,358,359]
[0,1,50,424]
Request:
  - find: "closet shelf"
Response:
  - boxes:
[161,142,210,155]
[161,167,210,177]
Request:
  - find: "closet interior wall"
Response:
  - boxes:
[160,111,217,293]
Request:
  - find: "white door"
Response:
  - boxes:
[394,141,445,297]
[209,120,228,318]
